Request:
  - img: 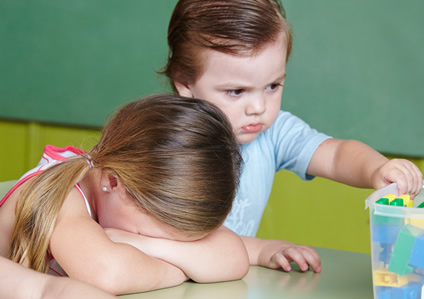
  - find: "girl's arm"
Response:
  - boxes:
[50,189,188,295]
[308,139,423,196]
[0,256,116,299]
[240,236,321,273]
[105,226,250,283]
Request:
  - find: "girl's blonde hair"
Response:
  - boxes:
[9,95,242,273]
[162,0,292,93]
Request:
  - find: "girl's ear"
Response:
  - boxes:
[100,172,125,194]
[108,175,118,189]
[174,81,193,98]
[108,174,127,195]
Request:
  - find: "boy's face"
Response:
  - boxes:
[175,34,287,144]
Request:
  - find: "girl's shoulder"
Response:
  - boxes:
[54,186,95,231]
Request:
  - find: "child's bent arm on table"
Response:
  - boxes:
[105,226,250,283]
[240,236,321,273]
[50,189,187,295]
[308,139,423,197]
[0,256,116,299]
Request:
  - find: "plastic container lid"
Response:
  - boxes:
[366,181,424,220]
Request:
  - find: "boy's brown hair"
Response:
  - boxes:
[162,0,292,93]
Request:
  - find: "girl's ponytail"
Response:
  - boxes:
[9,155,91,273]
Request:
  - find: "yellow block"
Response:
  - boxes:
[382,194,397,204]
[374,269,421,287]
[398,194,413,207]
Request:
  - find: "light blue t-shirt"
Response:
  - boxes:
[223,110,330,236]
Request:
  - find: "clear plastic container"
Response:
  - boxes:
[366,181,424,298]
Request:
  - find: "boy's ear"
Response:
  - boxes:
[174,81,193,98]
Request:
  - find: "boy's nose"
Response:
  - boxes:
[246,96,266,115]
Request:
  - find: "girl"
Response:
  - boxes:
[0,95,249,295]
[161,0,423,273]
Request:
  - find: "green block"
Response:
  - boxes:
[372,213,403,226]
[390,198,404,206]
[377,198,390,205]
[373,197,404,225]
[388,224,422,275]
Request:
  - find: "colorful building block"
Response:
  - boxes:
[373,213,404,226]
[376,286,391,299]
[381,194,397,204]
[417,201,424,208]
[398,195,413,208]
[406,217,424,230]
[409,233,424,269]
[391,198,405,206]
[372,225,402,243]
[374,268,421,287]
[378,243,394,265]
[377,197,390,205]
[389,225,422,275]
[391,282,422,299]
[373,195,404,225]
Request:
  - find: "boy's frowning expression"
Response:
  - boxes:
[175,33,288,144]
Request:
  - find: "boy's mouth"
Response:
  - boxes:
[241,123,263,133]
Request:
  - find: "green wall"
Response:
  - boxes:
[1,0,423,156]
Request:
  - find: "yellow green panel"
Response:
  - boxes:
[25,123,100,170]
[257,158,424,254]
[0,120,100,181]
[0,121,28,181]
[257,170,372,253]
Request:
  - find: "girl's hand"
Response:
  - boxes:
[105,226,249,283]
[241,237,321,273]
[372,159,423,197]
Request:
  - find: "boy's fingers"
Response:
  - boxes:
[273,252,291,272]
[282,247,309,271]
[302,248,322,273]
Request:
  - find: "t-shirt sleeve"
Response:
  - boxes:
[268,111,331,180]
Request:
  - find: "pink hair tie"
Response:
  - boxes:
[86,155,94,169]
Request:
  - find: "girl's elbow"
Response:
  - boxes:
[71,266,134,295]
[84,271,123,295]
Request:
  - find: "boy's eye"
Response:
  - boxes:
[227,89,244,96]
[267,83,282,91]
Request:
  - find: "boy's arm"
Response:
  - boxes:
[0,256,116,299]
[308,138,423,196]
[105,226,250,283]
[240,236,321,273]
[50,189,188,295]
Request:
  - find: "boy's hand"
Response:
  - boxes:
[259,242,321,273]
[372,159,423,197]
[241,237,321,273]
[309,139,423,197]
